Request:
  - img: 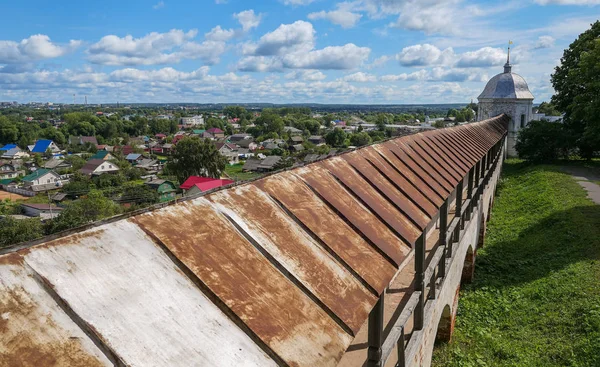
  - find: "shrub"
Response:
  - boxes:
[515,120,571,162]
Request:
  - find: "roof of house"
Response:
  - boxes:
[0,144,17,151]
[242,158,262,171]
[263,142,279,150]
[1,148,23,158]
[20,203,63,211]
[207,128,224,134]
[290,136,304,143]
[145,179,176,189]
[22,169,57,182]
[180,176,234,190]
[43,159,70,169]
[50,192,67,201]
[304,154,320,163]
[155,134,167,138]
[283,126,302,133]
[80,159,111,175]
[192,129,205,135]
[30,140,55,153]
[259,156,282,169]
[291,144,305,151]
[126,153,142,161]
[192,179,235,192]
[236,139,255,149]
[308,135,323,141]
[90,150,111,160]
[80,136,98,145]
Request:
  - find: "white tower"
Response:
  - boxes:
[477,44,534,157]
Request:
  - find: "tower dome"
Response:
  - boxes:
[476,43,534,158]
[478,62,534,100]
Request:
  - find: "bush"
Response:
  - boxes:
[515,120,571,162]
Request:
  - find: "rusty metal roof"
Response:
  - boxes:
[0,116,508,367]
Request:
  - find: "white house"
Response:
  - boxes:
[180,115,204,126]
[22,169,62,192]
[79,159,120,176]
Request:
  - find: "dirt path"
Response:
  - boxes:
[0,190,28,201]
[560,166,600,204]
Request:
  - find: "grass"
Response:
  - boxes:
[224,163,262,181]
[432,159,600,367]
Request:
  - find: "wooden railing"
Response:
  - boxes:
[366,134,506,367]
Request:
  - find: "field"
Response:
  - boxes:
[0,191,28,201]
[224,163,262,181]
[432,160,600,366]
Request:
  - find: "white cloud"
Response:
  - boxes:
[237,56,284,72]
[0,35,81,64]
[152,1,164,9]
[380,70,428,81]
[342,72,377,82]
[247,20,315,56]
[205,26,236,42]
[395,44,454,67]
[234,10,262,32]
[308,9,362,28]
[456,47,506,68]
[87,29,228,66]
[282,44,371,70]
[280,0,315,5]
[534,35,555,49]
[285,70,327,81]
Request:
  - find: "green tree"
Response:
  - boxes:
[45,191,122,234]
[0,217,44,248]
[536,102,561,116]
[120,184,158,205]
[0,117,19,144]
[255,111,284,136]
[551,21,600,157]
[350,132,373,147]
[515,120,571,162]
[325,128,347,147]
[167,137,227,182]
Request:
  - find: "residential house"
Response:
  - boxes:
[155,133,167,141]
[201,131,215,140]
[289,136,304,145]
[304,154,320,163]
[257,156,282,172]
[206,128,225,139]
[43,159,72,171]
[172,134,186,145]
[308,135,325,145]
[144,179,177,202]
[228,134,252,143]
[242,158,262,172]
[161,143,174,154]
[283,126,302,136]
[115,145,135,155]
[1,147,29,159]
[180,176,234,196]
[0,144,18,152]
[90,150,115,161]
[216,142,239,165]
[180,115,204,126]
[192,129,205,136]
[236,139,257,151]
[0,162,21,179]
[290,144,304,153]
[136,159,161,174]
[69,136,98,147]
[20,203,63,219]
[22,169,62,192]
[80,159,120,176]
[125,153,143,163]
[29,140,60,154]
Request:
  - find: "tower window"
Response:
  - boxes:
[520,114,525,128]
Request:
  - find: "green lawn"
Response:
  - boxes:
[433,160,600,367]
[224,163,262,181]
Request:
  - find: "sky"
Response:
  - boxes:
[0,0,598,105]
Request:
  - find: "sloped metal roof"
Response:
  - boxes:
[478,70,534,100]
[0,116,508,367]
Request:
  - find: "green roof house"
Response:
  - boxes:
[144,179,177,202]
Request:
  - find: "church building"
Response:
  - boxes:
[477,47,534,156]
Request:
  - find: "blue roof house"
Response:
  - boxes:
[0,144,17,151]
[29,140,61,154]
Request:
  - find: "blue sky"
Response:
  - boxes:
[0,0,598,104]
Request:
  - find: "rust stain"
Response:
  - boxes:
[133,199,354,367]
[255,172,396,295]
[359,146,437,217]
[383,140,450,198]
[0,262,109,367]
[21,229,107,255]
[418,135,470,175]
[342,152,430,229]
[407,136,463,182]
[319,157,423,242]
[296,164,410,266]
[372,145,444,207]
[207,184,377,334]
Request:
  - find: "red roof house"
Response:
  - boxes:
[180,176,234,193]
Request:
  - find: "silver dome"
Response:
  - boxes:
[478,63,534,100]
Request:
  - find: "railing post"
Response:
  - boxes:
[414,233,426,331]
[397,327,406,367]
[367,293,385,367]
[456,178,464,233]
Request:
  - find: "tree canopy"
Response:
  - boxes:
[551,21,600,157]
[167,136,227,182]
